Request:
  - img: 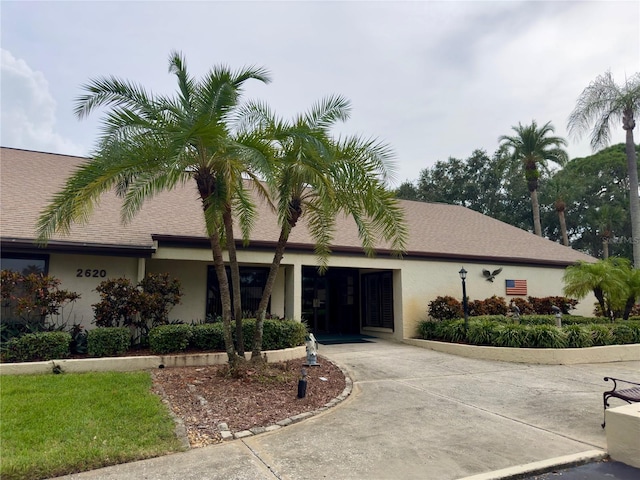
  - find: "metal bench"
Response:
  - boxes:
[602,376,640,428]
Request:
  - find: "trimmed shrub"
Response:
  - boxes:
[149,324,192,354]
[564,325,594,348]
[494,323,528,348]
[467,319,500,345]
[416,320,440,340]
[610,324,636,345]
[528,296,578,315]
[589,325,614,346]
[192,323,225,351]
[261,319,307,350]
[561,316,609,325]
[2,331,71,362]
[469,296,508,316]
[436,319,467,343]
[526,325,567,348]
[626,321,640,343]
[428,296,463,321]
[510,297,535,315]
[519,315,556,326]
[87,327,130,357]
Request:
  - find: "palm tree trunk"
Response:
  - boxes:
[602,236,610,259]
[530,189,542,236]
[195,171,237,365]
[624,128,640,267]
[252,226,291,360]
[209,231,237,365]
[558,210,569,246]
[223,205,245,357]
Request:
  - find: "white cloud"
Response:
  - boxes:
[0,49,85,156]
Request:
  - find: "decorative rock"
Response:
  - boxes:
[220,431,234,441]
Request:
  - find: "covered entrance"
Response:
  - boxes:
[302,267,360,335]
[302,267,395,335]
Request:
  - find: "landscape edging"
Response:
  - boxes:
[0,345,306,375]
[403,338,640,364]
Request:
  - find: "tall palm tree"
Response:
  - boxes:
[568,71,640,267]
[237,96,408,358]
[499,121,568,236]
[36,51,271,365]
[544,175,573,246]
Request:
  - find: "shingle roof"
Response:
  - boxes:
[0,147,594,265]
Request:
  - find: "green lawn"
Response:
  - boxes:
[0,371,184,480]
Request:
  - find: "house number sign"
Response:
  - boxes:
[76,268,107,278]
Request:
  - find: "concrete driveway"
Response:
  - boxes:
[52,339,640,480]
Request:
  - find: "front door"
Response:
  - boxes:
[302,267,360,334]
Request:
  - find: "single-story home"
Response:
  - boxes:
[0,147,597,340]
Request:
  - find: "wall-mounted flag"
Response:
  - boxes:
[506,279,527,295]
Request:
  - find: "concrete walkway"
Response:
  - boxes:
[52,339,640,480]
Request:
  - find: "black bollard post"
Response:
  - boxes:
[297,367,308,398]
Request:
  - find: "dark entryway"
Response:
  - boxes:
[302,267,360,335]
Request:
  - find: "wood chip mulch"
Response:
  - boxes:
[151,356,347,448]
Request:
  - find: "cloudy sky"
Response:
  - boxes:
[1,1,638,185]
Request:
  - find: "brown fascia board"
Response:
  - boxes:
[151,234,577,268]
[1,238,155,258]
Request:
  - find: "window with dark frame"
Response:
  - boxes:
[206,266,270,319]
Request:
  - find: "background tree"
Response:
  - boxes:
[499,120,568,236]
[568,71,640,266]
[547,144,637,260]
[396,148,534,231]
[36,51,271,366]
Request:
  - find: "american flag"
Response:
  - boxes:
[505,279,527,295]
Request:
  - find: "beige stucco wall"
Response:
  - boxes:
[48,254,139,329]
[40,247,594,339]
[145,257,287,322]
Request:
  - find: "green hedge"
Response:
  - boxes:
[416,318,640,348]
[2,331,71,362]
[191,323,226,350]
[149,324,192,354]
[87,327,131,357]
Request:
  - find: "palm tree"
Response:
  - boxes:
[587,205,626,259]
[544,175,573,246]
[499,121,569,236]
[563,258,627,320]
[568,71,640,266]
[237,96,408,358]
[36,51,271,365]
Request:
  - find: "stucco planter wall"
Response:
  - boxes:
[403,338,640,364]
[0,345,306,375]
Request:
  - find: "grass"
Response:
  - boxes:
[0,371,184,480]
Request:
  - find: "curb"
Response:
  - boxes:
[456,450,608,480]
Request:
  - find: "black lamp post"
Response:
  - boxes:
[459,267,469,329]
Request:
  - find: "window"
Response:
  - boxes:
[1,254,49,324]
[206,266,270,319]
[1,254,48,275]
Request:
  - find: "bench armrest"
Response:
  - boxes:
[604,377,640,392]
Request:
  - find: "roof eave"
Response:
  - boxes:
[1,237,156,258]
